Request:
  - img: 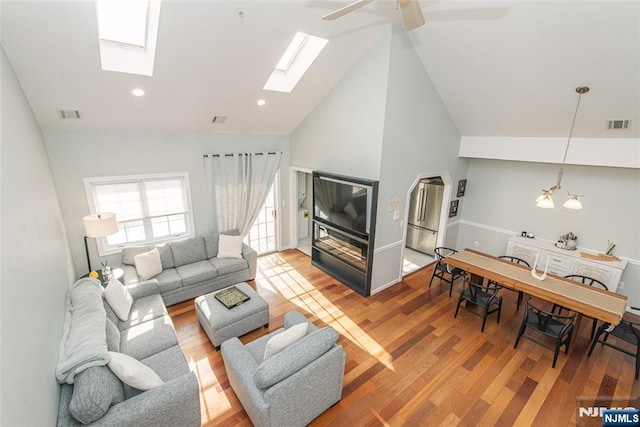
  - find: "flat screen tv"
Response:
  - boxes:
[313,172,374,237]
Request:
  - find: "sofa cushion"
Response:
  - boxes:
[156,243,175,269]
[68,365,125,424]
[104,278,134,321]
[108,351,164,391]
[263,322,308,360]
[204,229,240,258]
[122,345,191,399]
[171,237,207,267]
[118,294,168,330]
[217,234,244,259]
[119,316,179,360]
[154,268,183,293]
[134,248,163,281]
[121,245,154,266]
[209,257,249,276]
[176,260,218,287]
[105,317,121,352]
[253,326,339,389]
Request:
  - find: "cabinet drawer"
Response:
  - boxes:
[546,253,574,269]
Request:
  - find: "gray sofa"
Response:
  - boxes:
[221,310,346,427]
[57,280,200,426]
[121,230,257,306]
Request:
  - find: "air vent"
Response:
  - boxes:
[606,119,631,130]
[212,115,227,124]
[58,109,82,120]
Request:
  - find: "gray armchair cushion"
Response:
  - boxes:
[204,229,240,258]
[155,243,175,269]
[68,365,125,424]
[121,246,154,266]
[253,326,339,389]
[119,316,178,360]
[154,268,182,293]
[171,237,207,267]
[209,257,249,276]
[105,318,121,352]
[117,294,167,330]
[126,280,161,300]
[176,260,217,286]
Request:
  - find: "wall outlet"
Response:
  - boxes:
[474,241,480,248]
[618,281,624,289]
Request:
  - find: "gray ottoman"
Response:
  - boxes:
[195,282,269,350]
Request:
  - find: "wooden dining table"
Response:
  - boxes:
[443,249,628,326]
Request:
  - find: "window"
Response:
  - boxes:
[95,0,162,76]
[263,32,328,93]
[84,172,194,254]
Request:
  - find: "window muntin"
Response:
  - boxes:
[84,173,194,254]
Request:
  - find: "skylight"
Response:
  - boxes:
[95,0,161,76]
[263,32,328,93]
[97,0,148,49]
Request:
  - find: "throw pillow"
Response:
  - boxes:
[134,248,163,280]
[263,322,308,360]
[103,278,134,321]
[344,201,358,220]
[107,351,164,391]
[217,234,243,259]
[68,365,125,424]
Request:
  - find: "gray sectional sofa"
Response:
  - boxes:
[57,279,200,426]
[121,230,257,306]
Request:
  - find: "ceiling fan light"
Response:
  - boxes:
[536,194,554,209]
[563,195,583,210]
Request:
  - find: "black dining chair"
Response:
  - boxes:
[514,298,576,368]
[490,256,530,311]
[454,275,503,332]
[558,275,609,339]
[428,247,465,297]
[588,307,640,380]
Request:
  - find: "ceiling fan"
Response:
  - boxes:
[322,0,425,31]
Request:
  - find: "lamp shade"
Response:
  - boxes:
[563,196,583,210]
[536,194,555,209]
[83,213,119,238]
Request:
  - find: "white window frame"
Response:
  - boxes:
[83,172,195,256]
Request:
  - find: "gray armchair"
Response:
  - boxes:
[221,310,345,427]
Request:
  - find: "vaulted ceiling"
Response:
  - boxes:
[2,1,639,138]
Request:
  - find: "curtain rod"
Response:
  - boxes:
[203,151,281,158]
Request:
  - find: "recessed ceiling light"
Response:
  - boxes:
[132,88,145,96]
[257,99,266,106]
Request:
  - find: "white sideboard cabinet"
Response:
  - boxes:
[506,236,627,292]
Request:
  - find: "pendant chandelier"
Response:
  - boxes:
[535,86,589,210]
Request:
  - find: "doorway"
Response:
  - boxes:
[290,167,313,256]
[402,172,453,276]
[245,180,278,255]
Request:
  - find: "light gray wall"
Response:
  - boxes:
[290,30,390,180]
[372,27,468,291]
[1,46,75,426]
[44,130,290,278]
[457,158,640,306]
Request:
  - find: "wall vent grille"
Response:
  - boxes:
[58,109,82,120]
[606,119,631,130]
[212,115,227,124]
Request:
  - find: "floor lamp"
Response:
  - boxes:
[82,213,119,273]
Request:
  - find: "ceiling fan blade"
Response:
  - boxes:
[322,0,375,21]
[399,0,425,30]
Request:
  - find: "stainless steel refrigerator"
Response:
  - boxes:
[406,178,444,256]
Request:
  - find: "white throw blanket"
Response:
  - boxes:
[55,278,110,384]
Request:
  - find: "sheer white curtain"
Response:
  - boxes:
[204,152,281,235]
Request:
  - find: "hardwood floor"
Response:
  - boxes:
[167,249,639,426]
